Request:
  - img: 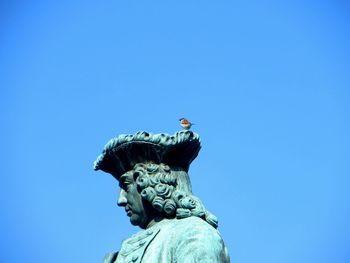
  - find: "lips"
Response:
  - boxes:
[125,208,132,217]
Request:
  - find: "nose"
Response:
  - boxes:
[117,189,127,206]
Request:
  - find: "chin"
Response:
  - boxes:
[130,216,141,226]
[131,217,150,229]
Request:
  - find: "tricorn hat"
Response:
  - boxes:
[94,131,201,180]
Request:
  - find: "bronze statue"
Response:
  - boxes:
[94,131,230,262]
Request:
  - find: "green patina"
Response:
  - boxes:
[94,131,230,263]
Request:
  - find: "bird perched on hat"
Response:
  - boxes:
[179,118,194,130]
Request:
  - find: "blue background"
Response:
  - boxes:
[1,1,349,262]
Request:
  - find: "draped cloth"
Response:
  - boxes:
[103,217,230,263]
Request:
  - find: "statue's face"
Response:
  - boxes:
[117,171,153,229]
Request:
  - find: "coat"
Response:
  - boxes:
[103,216,230,263]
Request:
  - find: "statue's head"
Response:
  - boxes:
[94,131,218,229]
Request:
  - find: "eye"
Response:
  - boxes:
[120,177,134,192]
[119,179,128,190]
[119,181,126,190]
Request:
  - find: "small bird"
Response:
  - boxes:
[179,118,194,130]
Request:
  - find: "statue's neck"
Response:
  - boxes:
[146,216,164,229]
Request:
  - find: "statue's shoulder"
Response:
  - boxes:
[157,217,223,244]
[167,216,216,231]
[151,217,230,262]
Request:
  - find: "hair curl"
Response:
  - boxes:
[131,163,218,228]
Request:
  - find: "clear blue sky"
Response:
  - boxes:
[1,1,350,263]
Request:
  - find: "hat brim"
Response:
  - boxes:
[94,131,201,180]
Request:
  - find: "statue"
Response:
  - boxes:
[94,130,230,262]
